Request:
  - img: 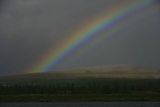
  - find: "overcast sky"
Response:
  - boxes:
[0,0,160,76]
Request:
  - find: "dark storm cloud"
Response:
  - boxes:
[55,5,160,70]
[0,0,160,76]
[0,0,118,76]
[155,0,160,4]
[0,0,5,7]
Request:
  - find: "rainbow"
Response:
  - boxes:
[27,0,159,73]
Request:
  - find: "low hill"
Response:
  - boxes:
[50,65,160,74]
[0,65,160,85]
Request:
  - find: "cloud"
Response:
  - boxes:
[0,0,160,76]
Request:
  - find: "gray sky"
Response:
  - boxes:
[0,0,160,76]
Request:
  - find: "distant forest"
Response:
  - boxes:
[0,78,160,95]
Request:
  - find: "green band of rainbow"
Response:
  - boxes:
[27,0,159,73]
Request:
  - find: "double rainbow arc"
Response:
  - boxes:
[27,0,159,73]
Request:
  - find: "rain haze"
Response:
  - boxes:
[0,0,160,76]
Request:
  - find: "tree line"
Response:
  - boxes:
[0,78,160,95]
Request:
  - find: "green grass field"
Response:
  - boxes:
[0,94,160,102]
